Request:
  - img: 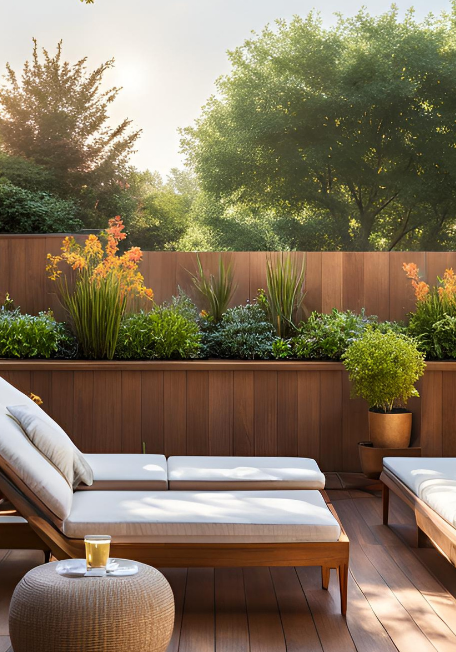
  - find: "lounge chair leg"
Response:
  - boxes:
[382,483,389,525]
[338,563,348,617]
[44,550,52,563]
[321,565,330,590]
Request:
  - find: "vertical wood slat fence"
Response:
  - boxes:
[1,234,456,320]
[0,360,428,473]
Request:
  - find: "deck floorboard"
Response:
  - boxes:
[3,491,456,652]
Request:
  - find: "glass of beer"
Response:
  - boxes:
[84,535,111,572]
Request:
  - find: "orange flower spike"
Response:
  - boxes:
[84,234,103,261]
[403,262,420,282]
[126,247,142,264]
[414,281,429,302]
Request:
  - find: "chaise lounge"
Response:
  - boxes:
[381,457,456,566]
[0,377,349,614]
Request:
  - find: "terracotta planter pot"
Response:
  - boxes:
[368,409,412,448]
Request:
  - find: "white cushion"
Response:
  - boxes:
[383,457,456,498]
[0,378,93,486]
[167,456,325,490]
[0,404,73,520]
[8,405,76,488]
[80,454,168,491]
[63,489,340,543]
[383,457,456,528]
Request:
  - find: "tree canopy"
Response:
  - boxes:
[0,40,140,227]
[183,7,456,250]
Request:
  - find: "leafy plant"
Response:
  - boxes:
[47,217,153,359]
[202,303,275,359]
[272,338,292,359]
[342,329,426,413]
[293,309,377,361]
[0,308,70,359]
[116,303,201,360]
[404,263,456,359]
[0,181,82,233]
[190,255,237,322]
[258,254,306,338]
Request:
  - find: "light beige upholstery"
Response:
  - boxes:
[63,489,340,543]
[0,378,93,487]
[384,457,456,529]
[167,456,325,490]
[77,454,168,491]
[8,405,77,488]
[0,404,73,520]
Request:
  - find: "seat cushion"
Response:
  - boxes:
[167,456,325,490]
[0,377,93,487]
[0,404,73,521]
[77,454,168,491]
[383,457,456,498]
[63,489,341,543]
[384,457,456,528]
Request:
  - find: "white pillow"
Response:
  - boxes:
[7,405,93,488]
[0,405,73,520]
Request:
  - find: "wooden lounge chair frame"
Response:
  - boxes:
[0,465,349,615]
[381,468,456,566]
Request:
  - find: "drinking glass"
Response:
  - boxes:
[84,535,111,571]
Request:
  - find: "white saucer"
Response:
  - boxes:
[56,558,139,578]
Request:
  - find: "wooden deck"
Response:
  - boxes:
[2,489,456,652]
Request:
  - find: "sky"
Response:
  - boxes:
[0,0,453,178]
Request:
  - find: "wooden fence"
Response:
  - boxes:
[0,358,445,473]
[1,234,456,320]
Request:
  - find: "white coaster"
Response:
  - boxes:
[56,558,139,578]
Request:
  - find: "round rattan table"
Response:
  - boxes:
[9,561,175,652]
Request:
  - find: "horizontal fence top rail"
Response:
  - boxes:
[0,359,452,371]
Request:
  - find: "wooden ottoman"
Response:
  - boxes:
[9,561,174,652]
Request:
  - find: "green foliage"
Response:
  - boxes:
[259,254,306,337]
[202,303,275,359]
[406,290,456,359]
[293,310,378,361]
[342,329,426,412]
[0,181,82,233]
[0,41,140,227]
[116,303,201,360]
[0,153,56,192]
[190,255,237,322]
[127,169,197,250]
[183,8,456,251]
[0,308,70,359]
[272,338,292,359]
[60,272,126,360]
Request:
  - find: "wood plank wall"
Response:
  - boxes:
[1,235,456,321]
[0,360,436,472]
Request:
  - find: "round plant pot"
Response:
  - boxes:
[368,408,412,448]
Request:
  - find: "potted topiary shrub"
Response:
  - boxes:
[342,329,426,448]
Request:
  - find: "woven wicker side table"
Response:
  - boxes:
[9,561,175,652]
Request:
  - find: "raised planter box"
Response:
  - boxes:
[0,360,453,472]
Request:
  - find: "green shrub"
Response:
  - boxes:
[0,181,82,233]
[407,291,456,359]
[342,329,426,413]
[0,308,72,358]
[291,309,374,361]
[116,304,201,360]
[202,303,275,359]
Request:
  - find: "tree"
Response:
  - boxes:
[0,181,82,233]
[0,41,141,225]
[183,8,456,251]
[127,169,198,250]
